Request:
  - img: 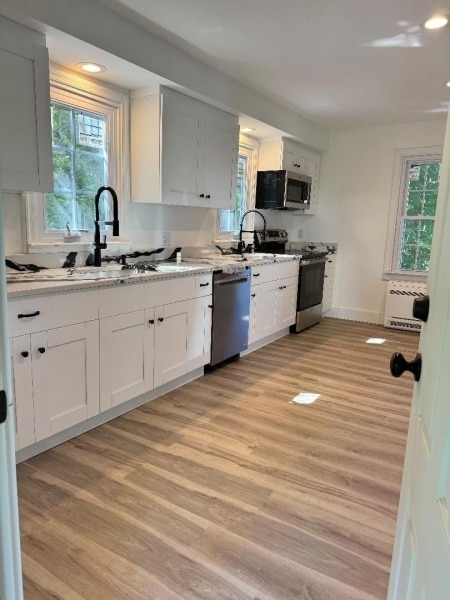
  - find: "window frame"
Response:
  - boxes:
[215,134,259,243]
[25,63,130,252]
[384,146,442,282]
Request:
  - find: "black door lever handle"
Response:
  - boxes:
[390,352,422,382]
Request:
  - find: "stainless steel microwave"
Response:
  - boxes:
[255,170,311,210]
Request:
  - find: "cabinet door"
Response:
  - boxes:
[161,97,204,206]
[283,141,309,175]
[248,287,261,345]
[10,336,35,450]
[0,17,52,192]
[100,309,154,411]
[257,281,280,339]
[154,301,189,387]
[203,114,238,209]
[303,152,320,215]
[32,321,99,441]
[187,296,212,370]
[277,278,298,329]
[322,256,335,313]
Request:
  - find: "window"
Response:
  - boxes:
[47,103,108,231]
[216,136,258,239]
[26,64,129,249]
[384,147,442,279]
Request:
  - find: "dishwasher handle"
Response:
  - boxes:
[215,276,249,286]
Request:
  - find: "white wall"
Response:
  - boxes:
[293,119,446,323]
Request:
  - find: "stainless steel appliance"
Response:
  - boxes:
[255,170,312,210]
[209,268,251,366]
[254,228,288,253]
[287,242,328,333]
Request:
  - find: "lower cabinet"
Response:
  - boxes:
[99,295,212,411]
[11,321,100,450]
[249,274,298,345]
[322,254,336,314]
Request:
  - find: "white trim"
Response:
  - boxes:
[25,64,130,252]
[15,367,204,463]
[328,307,383,324]
[215,134,259,243]
[384,146,442,276]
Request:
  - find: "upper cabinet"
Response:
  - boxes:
[0,16,53,192]
[257,137,321,214]
[131,86,239,208]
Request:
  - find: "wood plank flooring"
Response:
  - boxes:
[17,318,419,600]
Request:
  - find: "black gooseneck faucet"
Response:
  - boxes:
[238,209,267,255]
[93,186,119,267]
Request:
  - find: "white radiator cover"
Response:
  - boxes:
[384,280,427,331]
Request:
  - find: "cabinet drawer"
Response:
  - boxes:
[99,275,197,318]
[195,273,213,296]
[8,289,99,337]
[251,261,299,285]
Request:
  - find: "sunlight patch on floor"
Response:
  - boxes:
[290,393,321,405]
[366,337,386,344]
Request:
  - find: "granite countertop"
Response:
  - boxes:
[7,253,299,298]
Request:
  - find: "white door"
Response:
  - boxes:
[388,111,450,598]
[154,301,189,387]
[276,278,298,329]
[0,195,23,600]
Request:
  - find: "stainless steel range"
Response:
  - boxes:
[287,242,328,333]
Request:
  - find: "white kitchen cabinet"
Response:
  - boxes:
[187,295,212,371]
[131,86,239,208]
[322,253,336,314]
[249,261,299,345]
[10,321,100,449]
[99,308,155,410]
[8,289,100,449]
[0,16,53,192]
[99,273,213,410]
[257,137,321,214]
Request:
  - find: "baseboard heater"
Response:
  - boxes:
[383,280,427,331]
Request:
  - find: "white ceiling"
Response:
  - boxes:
[42,0,450,130]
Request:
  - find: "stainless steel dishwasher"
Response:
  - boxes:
[209,268,251,366]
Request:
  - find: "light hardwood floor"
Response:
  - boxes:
[17,318,419,600]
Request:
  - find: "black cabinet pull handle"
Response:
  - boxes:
[38,347,46,354]
[253,273,260,277]
[148,319,154,324]
[158,317,164,322]
[251,293,256,298]
[21,351,29,358]
[205,194,211,199]
[199,193,205,198]
[208,304,213,308]
[390,352,422,382]
[199,282,210,287]
[413,295,430,322]
[18,311,40,319]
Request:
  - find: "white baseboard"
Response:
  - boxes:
[328,307,383,324]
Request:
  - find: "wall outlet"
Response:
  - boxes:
[161,231,171,247]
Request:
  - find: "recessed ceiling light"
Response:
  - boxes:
[78,62,107,73]
[423,15,449,30]
[446,81,450,88]
[241,127,256,133]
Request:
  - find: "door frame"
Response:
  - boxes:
[0,192,24,600]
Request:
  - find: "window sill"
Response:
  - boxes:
[28,239,131,254]
[383,270,428,283]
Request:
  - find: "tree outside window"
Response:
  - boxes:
[398,161,440,271]
[46,103,109,232]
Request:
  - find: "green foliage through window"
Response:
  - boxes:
[398,161,440,272]
[45,103,108,231]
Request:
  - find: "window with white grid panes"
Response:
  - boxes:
[397,161,441,272]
